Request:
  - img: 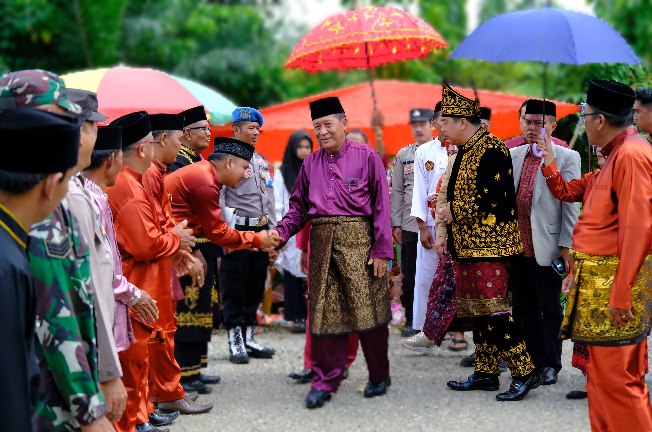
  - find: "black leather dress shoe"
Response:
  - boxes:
[566,390,588,400]
[181,379,212,395]
[541,367,558,385]
[199,372,221,384]
[447,373,500,391]
[289,368,314,383]
[306,389,331,409]
[135,422,169,432]
[459,353,475,367]
[148,410,179,427]
[496,373,542,401]
[364,376,391,398]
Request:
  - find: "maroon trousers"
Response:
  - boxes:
[310,324,389,393]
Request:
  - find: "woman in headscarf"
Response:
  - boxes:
[273,130,313,332]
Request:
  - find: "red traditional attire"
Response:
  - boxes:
[107,165,184,431]
[542,129,652,431]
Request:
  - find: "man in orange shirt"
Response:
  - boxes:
[165,137,281,385]
[540,80,652,431]
[107,112,212,432]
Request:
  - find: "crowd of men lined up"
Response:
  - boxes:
[0,67,651,432]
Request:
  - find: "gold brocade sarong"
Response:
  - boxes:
[561,251,652,346]
[309,216,391,335]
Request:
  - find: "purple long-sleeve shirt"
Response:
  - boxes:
[275,140,394,259]
[86,178,137,352]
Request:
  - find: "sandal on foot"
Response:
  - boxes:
[448,338,468,352]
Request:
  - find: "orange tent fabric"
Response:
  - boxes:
[210,80,579,162]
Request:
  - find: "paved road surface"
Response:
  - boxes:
[166,327,592,432]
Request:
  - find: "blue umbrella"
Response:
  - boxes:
[450,7,640,65]
[450,7,640,161]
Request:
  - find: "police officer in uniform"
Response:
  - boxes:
[220,107,277,364]
[390,108,434,337]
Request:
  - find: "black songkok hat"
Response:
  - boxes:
[409,108,434,123]
[149,113,185,132]
[479,107,492,121]
[109,111,151,148]
[213,137,254,162]
[434,101,442,114]
[179,105,207,127]
[309,97,345,121]
[95,126,122,151]
[67,88,107,122]
[441,82,480,119]
[525,99,556,117]
[586,80,635,117]
[0,108,80,173]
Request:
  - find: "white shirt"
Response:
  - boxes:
[411,138,448,227]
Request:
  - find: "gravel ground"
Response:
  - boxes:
[165,327,593,432]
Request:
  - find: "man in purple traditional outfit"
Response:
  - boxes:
[272,96,393,409]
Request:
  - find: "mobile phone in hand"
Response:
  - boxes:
[551,256,565,277]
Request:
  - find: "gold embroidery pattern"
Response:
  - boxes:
[195,237,211,244]
[474,341,500,375]
[184,285,200,310]
[457,297,511,318]
[450,129,523,259]
[177,312,213,329]
[309,216,391,335]
[179,145,199,165]
[561,252,652,346]
[502,340,535,377]
[441,82,480,118]
[211,283,219,307]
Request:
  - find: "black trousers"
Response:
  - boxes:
[283,272,307,322]
[220,226,270,329]
[473,313,535,378]
[400,231,418,327]
[510,255,563,371]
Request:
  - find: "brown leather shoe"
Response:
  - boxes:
[185,391,199,401]
[158,396,213,414]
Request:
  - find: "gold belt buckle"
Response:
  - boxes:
[257,215,268,227]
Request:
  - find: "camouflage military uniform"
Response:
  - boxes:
[30,199,106,431]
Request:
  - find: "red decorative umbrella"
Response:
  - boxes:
[286,6,447,114]
[286,6,447,71]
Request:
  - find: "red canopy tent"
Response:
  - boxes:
[211,80,579,162]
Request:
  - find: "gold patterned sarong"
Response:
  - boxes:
[309,216,391,335]
[561,251,652,346]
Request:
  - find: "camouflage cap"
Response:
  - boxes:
[0,69,82,115]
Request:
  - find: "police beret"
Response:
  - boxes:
[525,100,556,117]
[179,105,207,127]
[213,137,254,162]
[109,111,151,147]
[586,80,635,117]
[149,113,184,132]
[95,126,122,151]
[0,108,80,174]
[67,88,107,122]
[232,107,263,127]
[309,97,344,121]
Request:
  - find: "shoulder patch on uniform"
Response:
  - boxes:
[45,235,71,258]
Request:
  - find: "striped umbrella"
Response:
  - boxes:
[62,66,236,125]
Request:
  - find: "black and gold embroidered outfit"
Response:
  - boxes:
[445,125,534,379]
[168,145,201,172]
[446,126,523,260]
